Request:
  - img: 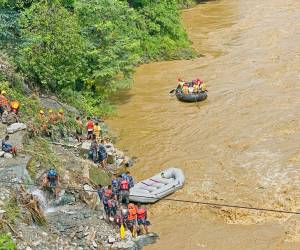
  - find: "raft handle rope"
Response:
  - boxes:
[0,178,300,215]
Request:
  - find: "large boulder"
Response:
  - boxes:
[0,151,5,157]
[7,122,27,134]
[79,184,98,209]
[4,153,13,159]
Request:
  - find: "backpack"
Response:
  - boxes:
[48,169,57,179]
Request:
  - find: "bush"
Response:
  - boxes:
[0,234,16,250]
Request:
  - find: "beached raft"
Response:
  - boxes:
[129,168,185,203]
[176,89,207,102]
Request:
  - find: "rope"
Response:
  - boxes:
[1,178,299,215]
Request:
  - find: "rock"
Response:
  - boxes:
[4,153,13,159]
[81,141,91,149]
[0,151,5,157]
[92,241,97,248]
[79,184,98,209]
[7,122,27,134]
[25,247,32,250]
[108,236,116,244]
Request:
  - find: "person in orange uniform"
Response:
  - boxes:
[127,203,137,236]
[10,100,20,114]
[136,203,149,234]
[86,117,94,140]
[182,83,189,95]
[0,90,9,115]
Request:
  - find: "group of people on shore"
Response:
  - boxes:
[97,171,150,237]
[177,78,207,94]
[0,90,20,116]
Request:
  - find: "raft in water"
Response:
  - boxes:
[175,89,207,102]
[129,168,185,203]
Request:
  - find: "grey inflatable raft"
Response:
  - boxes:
[129,168,185,203]
[176,89,207,102]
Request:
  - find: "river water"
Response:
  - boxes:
[107,0,300,249]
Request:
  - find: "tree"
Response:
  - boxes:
[74,0,143,94]
[17,1,86,91]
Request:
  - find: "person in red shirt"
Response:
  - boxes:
[86,117,94,140]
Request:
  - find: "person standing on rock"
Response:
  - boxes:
[90,134,98,163]
[98,139,107,169]
[47,168,60,199]
[136,203,149,235]
[86,117,94,140]
[111,174,120,199]
[119,175,130,205]
[0,90,9,115]
[75,116,83,142]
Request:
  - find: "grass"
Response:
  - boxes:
[2,193,20,225]
[89,165,111,186]
[0,234,16,250]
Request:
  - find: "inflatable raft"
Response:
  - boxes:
[129,168,185,203]
[176,89,207,102]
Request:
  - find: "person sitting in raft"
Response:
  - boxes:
[193,81,199,93]
[1,135,17,156]
[177,78,186,89]
[182,83,189,95]
[200,81,207,92]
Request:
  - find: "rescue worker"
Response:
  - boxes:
[119,175,130,205]
[96,184,104,202]
[1,135,17,156]
[136,203,149,234]
[193,81,199,93]
[86,117,94,140]
[182,83,189,95]
[90,134,98,163]
[125,171,134,188]
[111,174,120,198]
[93,122,101,142]
[127,203,137,237]
[57,108,65,123]
[200,81,207,92]
[75,116,83,142]
[98,139,107,169]
[103,185,113,220]
[47,168,60,199]
[0,90,9,115]
[48,109,57,125]
[10,100,20,114]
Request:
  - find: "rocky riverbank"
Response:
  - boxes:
[0,98,157,250]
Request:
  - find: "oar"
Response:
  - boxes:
[169,89,176,94]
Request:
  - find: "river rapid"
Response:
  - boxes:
[107,0,300,249]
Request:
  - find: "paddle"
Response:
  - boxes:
[169,89,175,94]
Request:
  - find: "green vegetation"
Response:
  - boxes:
[0,0,195,115]
[89,165,111,186]
[0,234,16,250]
[2,193,20,225]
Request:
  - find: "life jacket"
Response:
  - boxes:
[48,169,57,180]
[127,204,137,221]
[104,189,112,198]
[182,85,189,94]
[137,208,146,219]
[193,84,199,93]
[11,100,19,109]
[120,179,129,190]
[200,83,206,92]
[87,120,94,130]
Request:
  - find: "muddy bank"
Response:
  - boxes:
[107,0,300,249]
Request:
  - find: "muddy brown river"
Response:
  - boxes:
[107,0,300,249]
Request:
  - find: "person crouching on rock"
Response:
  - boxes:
[1,135,17,157]
[46,168,60,199]
[136,203,150,235]
[119,175,130,205]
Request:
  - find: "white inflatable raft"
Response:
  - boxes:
[129,168,185,203]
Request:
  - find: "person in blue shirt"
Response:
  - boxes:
[98,139,107,169]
